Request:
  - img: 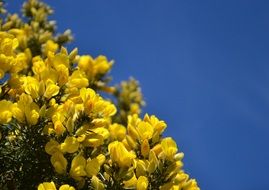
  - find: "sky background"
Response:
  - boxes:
[8,1,269,189]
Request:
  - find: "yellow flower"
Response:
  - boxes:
[52,53,70,69]
[45,139,60,155]
[0,32,18,55]
[135,160,147,177]
[125,135,138,149]
[21,76,40,99]
[91,127,110,140]
[55,64,69,86]
[59,184,76,190]
[86,158,100,177]
[137,176,148,190]
[70,155,87,180]
[174,172,189,185]
[10,52,27,73]
[109,123,126,141]
[91,176,105,190]
[182,179,200,190]
[165,161,183,180]
[44,40,58,55]
[53,120,66,135]
[127,121,140,141]
[78,87,96,104]
[143,114,167,135]
[151,143,162,156]
[12,93,40,125]
[60,136,79,153]
[50,152,67,174]
[32,58,46,75]
[78,55,112,80]
[82,133,104,148]
[68,70,89,89]
[0,100,13,124]
[94,55,113,74]
[96,154,106,165]
[44,80,60,99]
[123,175,137,189]
[161,137,178,160]
[148,150,159,174]
[38,182,56,190]
[137,121,154,140]
[91,99,117,118]
[108,141,136,168]
[141,139,150,158]
[78,55,94,76]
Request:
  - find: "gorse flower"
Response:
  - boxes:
[0,0,200,189]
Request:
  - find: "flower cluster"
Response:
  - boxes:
[0,0,200,190]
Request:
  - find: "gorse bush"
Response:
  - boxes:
[0,0,200,189]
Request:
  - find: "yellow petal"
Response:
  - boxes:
[45,139,60,155]
[38,182,56,190]
[137,176,148,190]
[70,155,87,180]
[86,158,100,177]
[59,184,76,190]
[60,136,79,153]
[161,137,178,160]
[50,152,67,174]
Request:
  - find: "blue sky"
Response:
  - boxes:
[8,0,269,189]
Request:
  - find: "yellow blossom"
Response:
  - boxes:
[38,182,56,190]
[148,150,159,174]
[141,139,150,158]
[0,32,18,55]
[10,52,27,73]
[94,55,113,75]
[91,99,117,118]
[0,100,13,124]
[44,80,60,99]
[53,120,66,135]
[161,137,178,161]
[86,157,100,177]
[68,70,89,89]
[21,76,40,99]
[12,93,39,125]
[137,121,154,140]
[91,127,110,140]
[91,176,105,190]
[124,175,137,189]
[144,114,167,135]
[136,160,147,177]
[52,53,70,69]
[45,139,60,155]
[137,176,148,190]
[59,184,76,190]
[82,133,104,147]
[60,136,79,153]
[96,154,106,165]
[109,123,126,141]
[32,59,46,75]
[50,152,67,174]
[44,40,58,55]
[108,141,136,168]
[56,64,69,86]
[182,179,200,190]
[70,155,87,180]
[78,55,112,81]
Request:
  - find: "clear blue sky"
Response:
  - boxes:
[8,0,269,189]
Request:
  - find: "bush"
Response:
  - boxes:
[0,0,200,189]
